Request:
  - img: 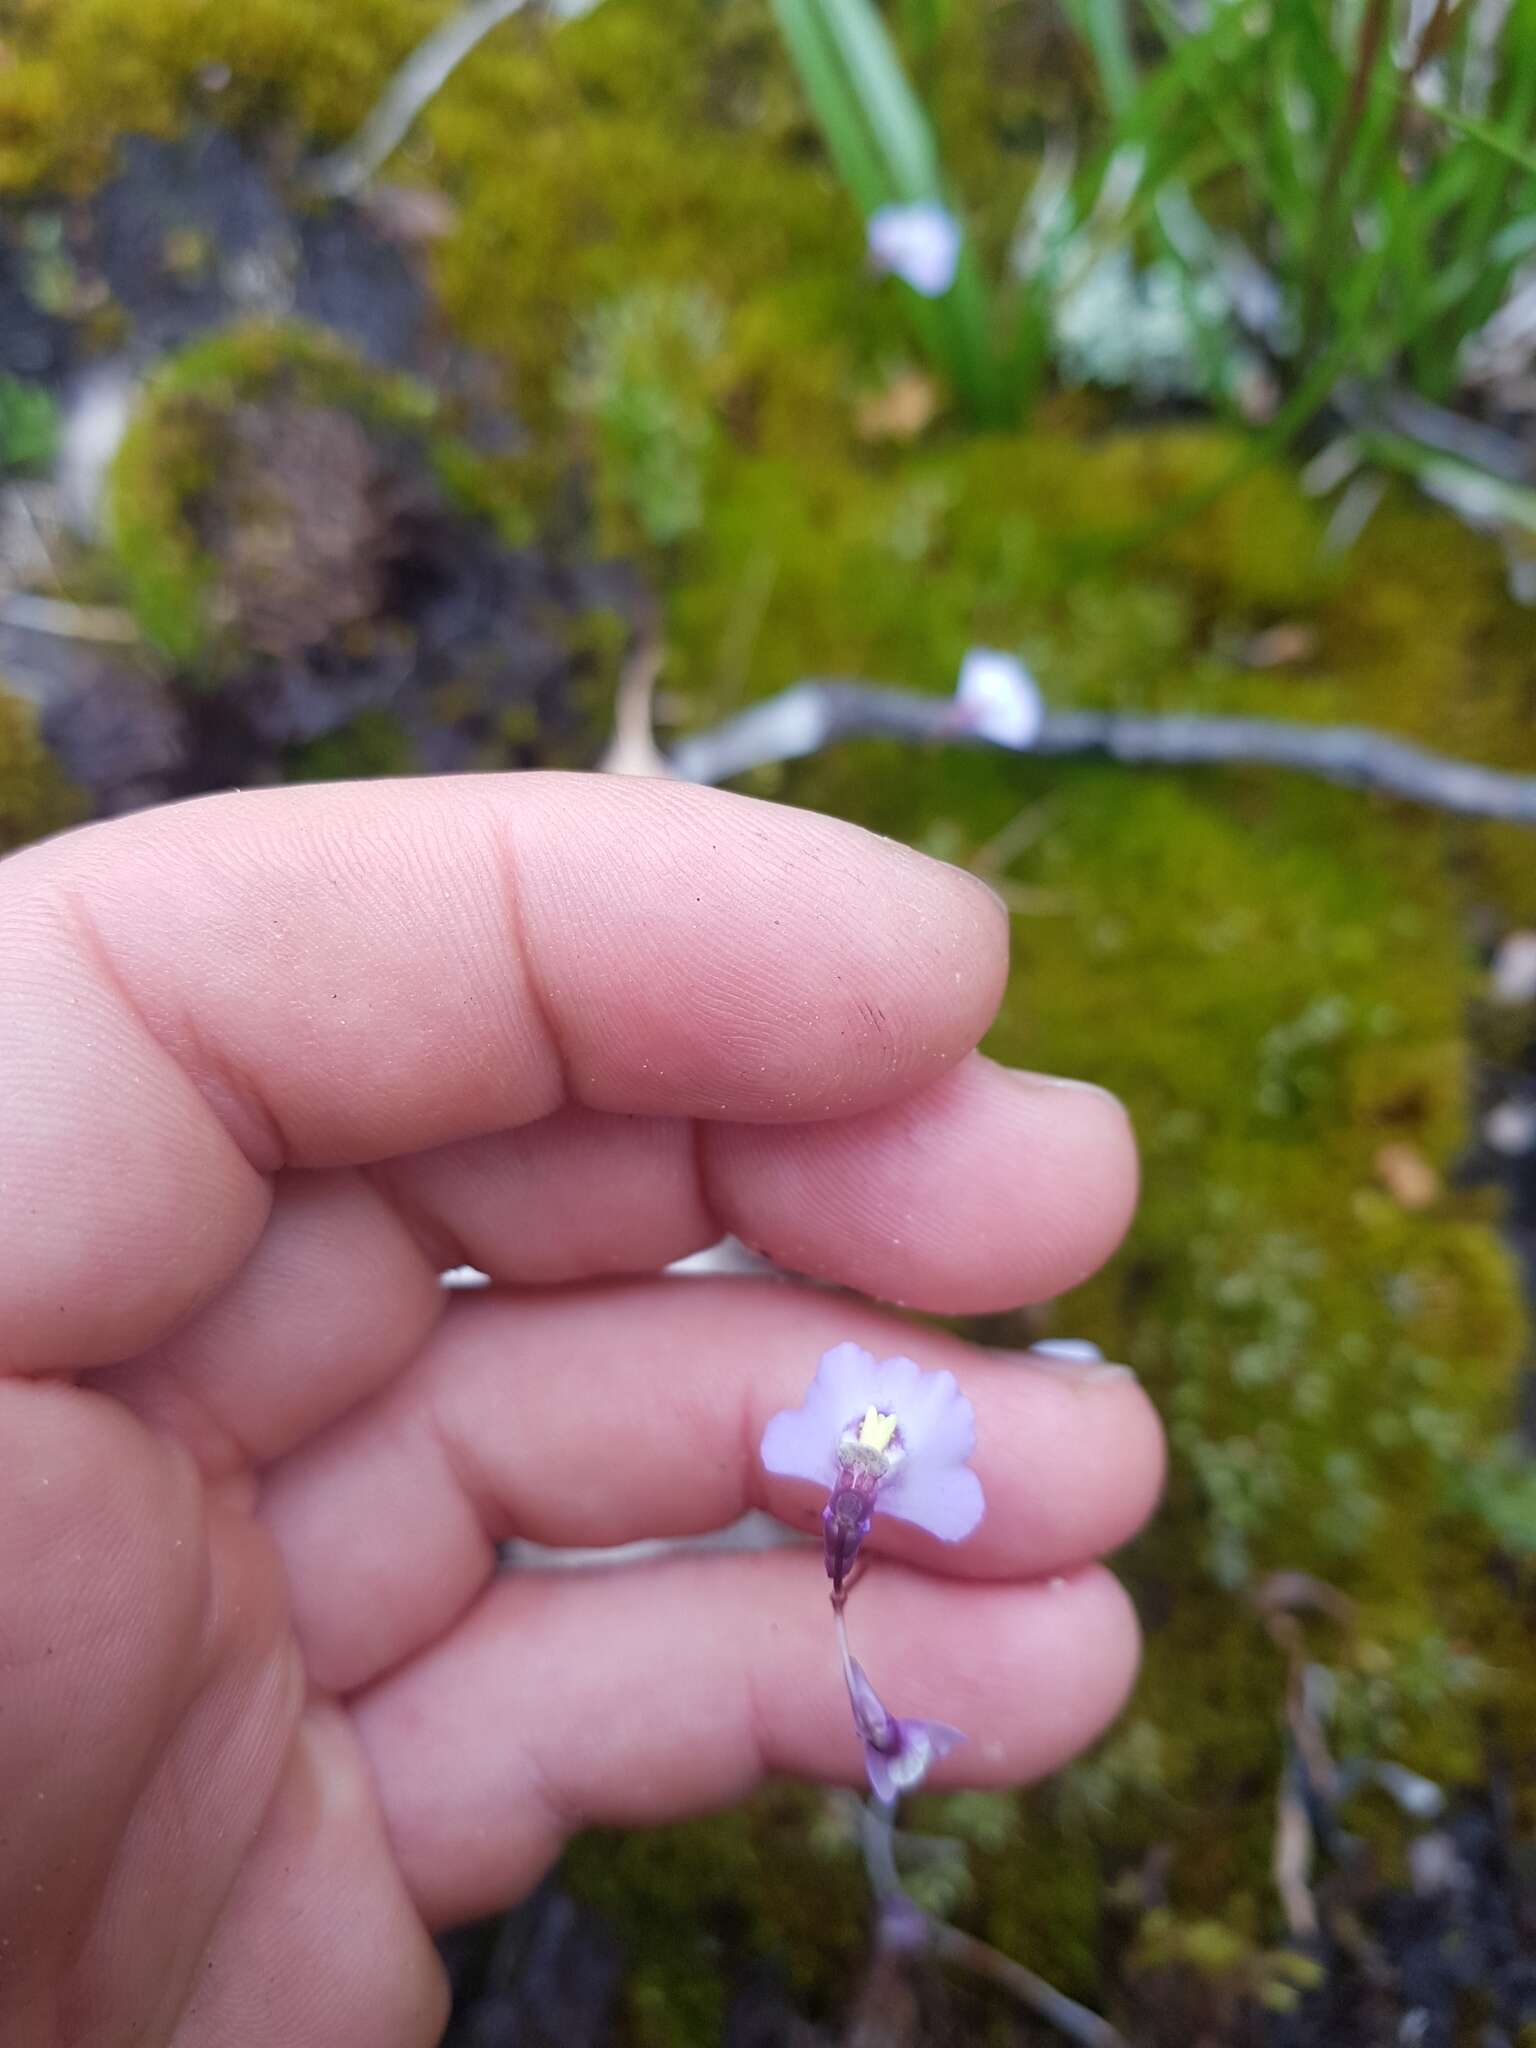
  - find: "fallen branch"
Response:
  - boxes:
[0,594,141,644]
[308,0,606,199]
[1255,1572,1444,1947]
[667,679,1536,825]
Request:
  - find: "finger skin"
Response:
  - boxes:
[702,1056,1138,1311]
[0,1381,445,2048]
[260,1279,1164,1694]
[173,1705,448,2048]
[0,1381,295,2042]
[388,1054,1136,1314]
[377,1103,718,1284]
[0,774,1005,1372]
[353,1552,1142,1929]
[104,1047,1135,1479]
[96,1168,447,1476]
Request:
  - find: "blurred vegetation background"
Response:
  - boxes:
[1,0,1534,2041]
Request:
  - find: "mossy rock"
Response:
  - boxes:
[105,319,501,674]
[0,686,85,855]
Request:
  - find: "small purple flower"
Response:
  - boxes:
[760,1342,984,1588]
[844,1644,965,1803]
[867,201,962,297]
[951,648,1044,750]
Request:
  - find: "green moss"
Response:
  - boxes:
[0,687,85,854]
[563,1792,866,2046]
[0,0,443,193]
[562,284,729,552]
[107,382,222,667]
[284,709,416,781]
[0,373,59,474]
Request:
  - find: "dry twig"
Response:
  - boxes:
[667,678,1536,826]
[0,594,141,644]
[309,0,606,199]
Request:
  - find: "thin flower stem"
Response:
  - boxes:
[852,1792,1131,2047]
[834,1604,858,1696]
[928,1923,1132,2048]
[858,1794,904,1902]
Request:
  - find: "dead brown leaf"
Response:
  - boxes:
[855,371,942,444]
[1240,622,1318,669]
[1374,1141,1440,1210]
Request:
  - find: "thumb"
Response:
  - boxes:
[0,1379,294,2039]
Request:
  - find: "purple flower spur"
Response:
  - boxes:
[760,1342,985,1590]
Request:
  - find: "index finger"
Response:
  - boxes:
[0,773,1007,1371]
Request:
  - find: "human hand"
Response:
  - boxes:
[0,774,1161,2046]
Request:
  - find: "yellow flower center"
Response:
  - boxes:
[856,1406,899,1455]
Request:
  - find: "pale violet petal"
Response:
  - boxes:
[880,1460,986,1542]
[759,1403,840,1487]
[867,1352,925,1416]
[867,202,962,298]
[813,1340,887,1425]
[954,649,1044,750]
[760,1341,885,1484]
[865,1745,900,1804]
[881,1363,975,1465]
[888,1719,966,1793]
[924,1721,966,1765]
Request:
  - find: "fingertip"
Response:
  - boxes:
[1001,1350,1167,1560]
[516,777,1012,1122]
[912,1563,1143,1786]
[702,1053,1139,1313]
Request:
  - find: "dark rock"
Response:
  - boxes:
[0,223,73,381]
[439,1886,622,2048]
[0,625,184,815]
[295,206,428,371]
[92,132,296,345]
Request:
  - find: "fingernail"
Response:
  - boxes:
[1005,1068,1126,1110]
[991,1342,1137,1385]
[953,866,1010,918]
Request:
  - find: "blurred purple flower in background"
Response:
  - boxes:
[760,1342,985,1589]
[867,201,962,297]
[952,648,1044,750]
[842,1642,965,1802]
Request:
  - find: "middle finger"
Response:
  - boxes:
[259,1279,1164,1694]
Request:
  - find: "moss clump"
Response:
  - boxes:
[0,373,59,475]
[0,687,85,854]
[105,319,500,672]
[284,709,416,782]
[0,0,443,193]
[563,1791,866,2048]
[561,283,730,552]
